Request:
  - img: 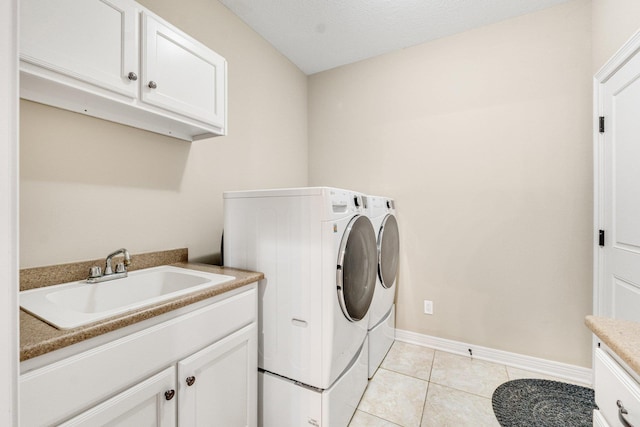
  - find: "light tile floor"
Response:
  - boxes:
[349,341,588,427]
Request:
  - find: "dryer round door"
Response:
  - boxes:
[337,215,377,322]
[378,214,399,289]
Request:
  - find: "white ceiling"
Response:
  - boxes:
[219,0,573,75]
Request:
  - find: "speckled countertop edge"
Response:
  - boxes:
[20,248,190,291]
[585,315,640,377]
[20,262,263,361]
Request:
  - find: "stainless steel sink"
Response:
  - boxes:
[20,265,235,330]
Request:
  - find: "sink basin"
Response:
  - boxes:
[20,265,235,330]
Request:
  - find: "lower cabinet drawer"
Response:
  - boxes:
[594,348,640,427]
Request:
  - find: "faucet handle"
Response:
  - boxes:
[89,266,102,278]
[115,262,127,274]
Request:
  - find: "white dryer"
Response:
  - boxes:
[367,195,399,378]
[223,187,378,427]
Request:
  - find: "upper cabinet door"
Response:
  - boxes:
[141,12,227,128]
[20,0,139,98]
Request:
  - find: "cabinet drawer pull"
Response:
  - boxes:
[617,400,634,427]
[164,389,175,401]
[148,81,157,89]
[127,72,138,81]
[186,376,196,386]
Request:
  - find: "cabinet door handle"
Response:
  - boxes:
[186,376,196,386]
[164,389,175,401]
[148,81,157,89]
[127,72,138,81]
[617,400,634,427]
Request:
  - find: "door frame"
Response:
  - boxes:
[0,0,19,424]
[593,29,640,316]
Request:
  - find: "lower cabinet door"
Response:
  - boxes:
[594,348,640,427]
[593,409,610,427]
[178,323,257,427]
[59,366,177,426]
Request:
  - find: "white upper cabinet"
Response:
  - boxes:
[141,12,226,127]
[21,0,139,98]
[20,0,227,141]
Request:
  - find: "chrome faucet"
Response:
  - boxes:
[87,248,132,283]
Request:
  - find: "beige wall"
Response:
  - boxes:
[20,0,308,267]
[592,0,640,71]
[20,0,626,368]
[309,0,593,366]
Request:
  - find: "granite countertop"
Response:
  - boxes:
[586,315,640,377]
[20,262,263,361]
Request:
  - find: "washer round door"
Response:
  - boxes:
[378,214,399,289]
[337,215,378,322]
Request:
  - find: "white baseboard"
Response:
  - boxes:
[395,329,593,387]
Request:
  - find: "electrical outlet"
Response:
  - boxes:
[423,300,433,315]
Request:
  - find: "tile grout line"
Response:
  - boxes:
[378,366,431,383]
[354,408,404,427]
[419,380,431,427]
[359,341,592,427]
[428,350,510,400]
[419,349,437,427]
[383,349,507,399]
[365,367,430,427]
[426,380,497,401]
[361,344,533,426]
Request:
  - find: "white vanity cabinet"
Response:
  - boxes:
[59,366,178,426]
[593,347,640,427]
[20,0,227,141]
[20,285,257,426]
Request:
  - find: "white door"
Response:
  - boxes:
[141,12,226,127]
[58,367,177,426]
[178,323,257,427]
[20,0,138,98]
[597,38,640,322]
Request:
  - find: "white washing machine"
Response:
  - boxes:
[366,195,399,378]
[223,187,378,427]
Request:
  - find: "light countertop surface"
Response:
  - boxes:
[586,315,640,377]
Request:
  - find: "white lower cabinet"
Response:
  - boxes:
[60,324,257,427]
[178,324,257,426]
[592,408,609,427]
[593,347,640,427]
[59,366,178,426]
[20,285,257,426]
